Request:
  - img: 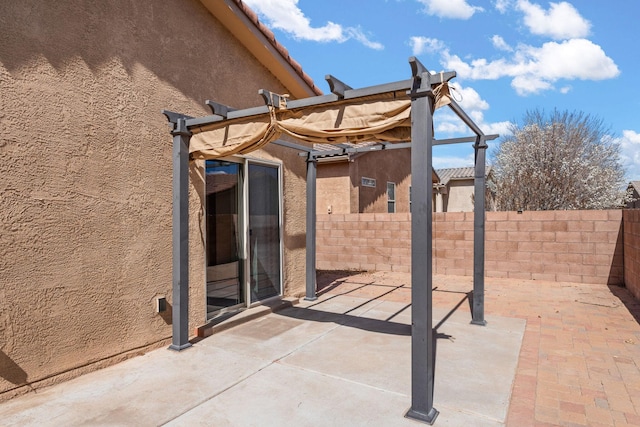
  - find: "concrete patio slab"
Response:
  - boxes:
[165,361,504,427]
[282,298,525,423]
[0,345,271,426]
[198,311,341,362]
[0,276,527,427]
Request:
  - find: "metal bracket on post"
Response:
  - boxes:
[162,110,193,352]
[409,56,456,97]
[205,100,237,118]
[325,75,352,99]
[162,110,193,127]
[471,136,488,326]
[305,153,318,301]
[259,89,289,109]
[408,57,433,98]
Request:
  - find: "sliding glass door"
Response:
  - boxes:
[205,159,282,319]
[205,161,244,318]
[248,163,282,303]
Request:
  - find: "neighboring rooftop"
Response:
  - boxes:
[436,166,493,186]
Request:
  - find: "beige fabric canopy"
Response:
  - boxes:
[190,85,452,160]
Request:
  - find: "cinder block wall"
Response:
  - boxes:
[623,209,640,299]
[317,210,625,285]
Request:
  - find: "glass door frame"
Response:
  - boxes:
[204,155,284,320]
[244,157,284,308]
[204,157,246,320]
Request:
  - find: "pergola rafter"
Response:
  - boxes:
[162,56,496,425]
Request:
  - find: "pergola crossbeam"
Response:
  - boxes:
[305,136,498,159]
[185,108,261,128]
[434,135,498,146]
[448,99,484,137]
[308,142,410,159]
[272,139,313,152]
[185,73,459,132]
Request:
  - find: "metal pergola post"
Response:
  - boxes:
[471,137,488,326]
[405,70,438,425]
[169,117,192,351]
[305,156,318,301]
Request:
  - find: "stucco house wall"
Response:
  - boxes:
[0,0,313,401]
[445,179,476,212]
[316,147,439,214]
[316,161,351,214]
[355,148,412,214]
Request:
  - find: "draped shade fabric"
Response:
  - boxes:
[190,84,451,160]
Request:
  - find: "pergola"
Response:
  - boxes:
[163,57,497,424]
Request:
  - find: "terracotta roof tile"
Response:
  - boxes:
[234,0,323,96]
[274,41,290,60]
[257,21,276,42]
[436,166,493,186]
[288,57,303,76]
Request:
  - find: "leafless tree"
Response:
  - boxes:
[493,109,631,211]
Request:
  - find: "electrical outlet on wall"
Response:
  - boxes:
[156,297,167,313]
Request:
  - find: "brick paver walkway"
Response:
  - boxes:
[316,271,640,427]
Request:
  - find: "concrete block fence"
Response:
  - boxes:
[623,209,640,299]
[316,210,630,286]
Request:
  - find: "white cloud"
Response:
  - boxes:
[416,0,483,19]
[482,120,513,136]
[434,83,513,137]
[434,112,512,137]
[491,35,513,52]
[243,0,383,49]
[450,83,488,111]
[345,27,384,50]
[517,0,591,40]
[441,38,619,95]
[410,36,446,55]
[616,130,640,179]
[433,153,476,169]
[510,75,553,94]
[494,0,511,14]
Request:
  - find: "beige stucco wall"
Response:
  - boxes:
[355,149,412,213]
[444,179,475,212]
[316,149,442,214]
[0,0,309,401]
[316,161,351,215]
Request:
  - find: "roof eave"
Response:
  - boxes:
[201,0,322,99]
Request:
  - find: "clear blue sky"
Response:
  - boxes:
[244,0,639,181]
